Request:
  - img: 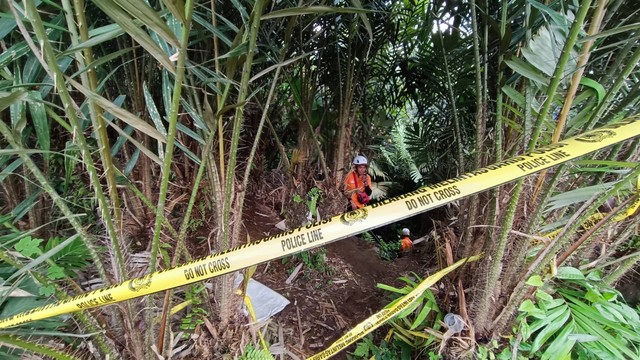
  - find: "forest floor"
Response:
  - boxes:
[242,202,438,359]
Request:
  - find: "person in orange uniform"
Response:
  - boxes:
[400,228,413,251]
[343,155,373,211]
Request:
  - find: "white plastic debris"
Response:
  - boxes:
[235,273,290,323]
[443,313,465,334]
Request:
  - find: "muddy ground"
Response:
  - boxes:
[242,202,439,359]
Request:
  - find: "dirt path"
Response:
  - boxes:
[244,203,435,359]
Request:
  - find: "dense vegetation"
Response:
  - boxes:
[0,0,639,358]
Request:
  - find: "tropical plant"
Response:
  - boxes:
[515,267,640,359]
[1,0,639,358]
[0,213,102,359]
[347,274,444,358]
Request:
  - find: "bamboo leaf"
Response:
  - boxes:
[502,85,526,107]
[124,148,140,176]
[0,91,28,113]
[63,24,124,57]
[350,0,373,40]
[0,42,31,69]
[70,48,133,79]
[110,0,181,47]
[161,0,186,23]
[528,0,572,27]
[262,6,373,20]
[0,158,23,182]
[579,77,605,104]
[27,92,49,162]
[578,22,640,43]
[67,78,166,142]
[106,120,162,165]
[505,57,549,85]
[143,82,166,160]
[91,0,176,73]
[192,13,232,46]
[12,189,42,222]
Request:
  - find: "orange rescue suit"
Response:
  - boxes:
[344,170,372,209]
[401,236,413,251]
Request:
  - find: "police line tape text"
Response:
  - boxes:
[183,257,231,280]
[281,229,324,252]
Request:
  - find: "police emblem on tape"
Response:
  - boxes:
[340,207,368,225]
[575,129,615,143]
[128,274,153,292]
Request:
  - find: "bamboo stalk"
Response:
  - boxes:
[10,0,110,283]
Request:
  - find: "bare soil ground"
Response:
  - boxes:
[243,202,437,359]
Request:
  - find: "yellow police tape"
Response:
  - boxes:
[308,255,482,360]
[0,117,639,330]
[541,176,640,241]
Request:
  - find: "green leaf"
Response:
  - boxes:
[502,85,525,107]
[535,289,554,303]
[567,333,599,342]
[579,77,605,104]
[27,92,50,163]
[584,289,602,303]
[519,299,545,318]
[0,90,28,113]
[377,283,411,295]
[91,0,175,73]
[410,303,433,330]
[527,275,544,286]
[505,57,549,85]
[352,341,370,357]
[15,236,43,257]
[7,235,81,283]
[556,267,585,280]
[262,6,373,20]
[572,313,628,359]
[39,285,55,297]
[47,265,66,280]
[540,319,576,360]
[531,306,571,353]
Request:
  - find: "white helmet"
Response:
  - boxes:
[353,155,368,166]
[402,228,410,236]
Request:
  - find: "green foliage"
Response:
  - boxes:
[282,248,331,276]
[475,340,527,360]
[349,274,443,358]
[14,236,42,257]
[238,344,274,360]
[348,335,412,360]
[294,187,323,219]
[516,267,640,359]
[42,237,91,272]
[361,231,400,261]
[0,214,80,358]
[179,285,208,335]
